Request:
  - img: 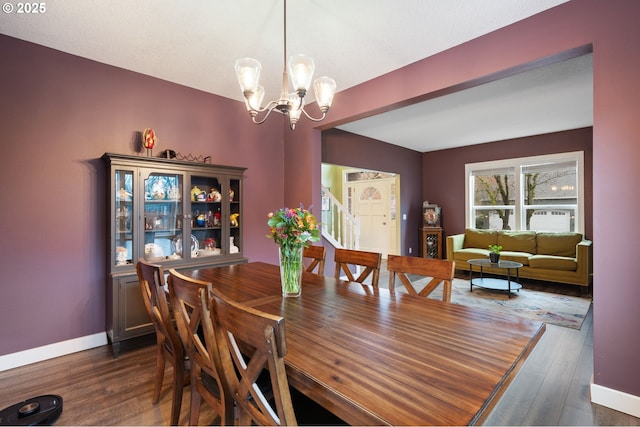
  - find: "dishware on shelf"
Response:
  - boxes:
[116,246,128,265]
[230,236,239,254]
[144,243,164,261]
[198,248,221,257]
[171,235,199,257]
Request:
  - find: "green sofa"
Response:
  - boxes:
[446,229,593,288]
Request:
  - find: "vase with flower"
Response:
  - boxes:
[267,206,320,297]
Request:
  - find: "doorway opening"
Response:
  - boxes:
[321,163,400,259]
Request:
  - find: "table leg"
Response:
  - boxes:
[470,265,485,292]
[507,268,512,299]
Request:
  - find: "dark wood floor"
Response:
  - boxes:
[1,279,638,425]
[484,304,638,426]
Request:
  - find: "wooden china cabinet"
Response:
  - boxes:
[102,153,247,356]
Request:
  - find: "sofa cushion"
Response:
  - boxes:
[463,229,498,249]
[536,232,583,257]
[529,255,577,271]
[454,248,531,266]
[499,251,532,266]
[453,248,491,262]
[497,231,537,253]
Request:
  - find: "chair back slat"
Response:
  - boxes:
[168,269,234,426]
[303,245,326,275]
[387,255,455,302]
[137,260,181,354]
[334,248,382,287]
[136,260,187,425]
[210,288,297,426]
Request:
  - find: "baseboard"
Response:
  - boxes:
[0,332,108,373]
[591,382,640,418]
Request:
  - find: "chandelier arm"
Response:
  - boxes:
[246,98,278,114]
[300,106,328,122]
[250,104,280,125]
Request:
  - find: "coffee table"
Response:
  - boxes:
[467,258,523,298]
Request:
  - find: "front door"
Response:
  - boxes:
[349,179,394,258]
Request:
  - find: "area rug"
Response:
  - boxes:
[387,278,592,330]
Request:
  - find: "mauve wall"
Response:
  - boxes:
[287,0,640,400]
[322,129,423,257]
[0,35,285,356]
[424,128,593,240]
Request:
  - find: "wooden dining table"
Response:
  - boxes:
[186,262,545,426]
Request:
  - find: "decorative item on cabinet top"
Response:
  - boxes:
[159,148,212,164]
[143,128,156,157]
[422,201,441,228]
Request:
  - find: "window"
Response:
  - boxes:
[466,152,584,233]
[360,186,382,200]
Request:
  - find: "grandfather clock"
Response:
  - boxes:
[420,203,442,259]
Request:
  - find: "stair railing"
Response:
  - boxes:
[320,185,360,250]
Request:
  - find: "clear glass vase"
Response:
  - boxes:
[279,245,303,297]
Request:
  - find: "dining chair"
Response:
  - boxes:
[303,245,326,276]
[136,260,188,426]
[208,287,298,426]
[334,248,382,287]
[167,269,234,426]
[386,255,455,302]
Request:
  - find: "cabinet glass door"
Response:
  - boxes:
[190,175,223,259]
[143,172,183,262]
[229,178,241,255]
[114,170,134,267]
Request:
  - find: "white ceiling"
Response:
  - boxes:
[339,53,593,152]
[1,0,592,152]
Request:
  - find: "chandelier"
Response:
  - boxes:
[234,0,337,130]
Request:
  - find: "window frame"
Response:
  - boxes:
[465,151,585,233]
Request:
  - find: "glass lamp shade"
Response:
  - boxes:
[245,85,265,111]
[313,76,337,111]
[287,54,315,94]
[235,58,262,93]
